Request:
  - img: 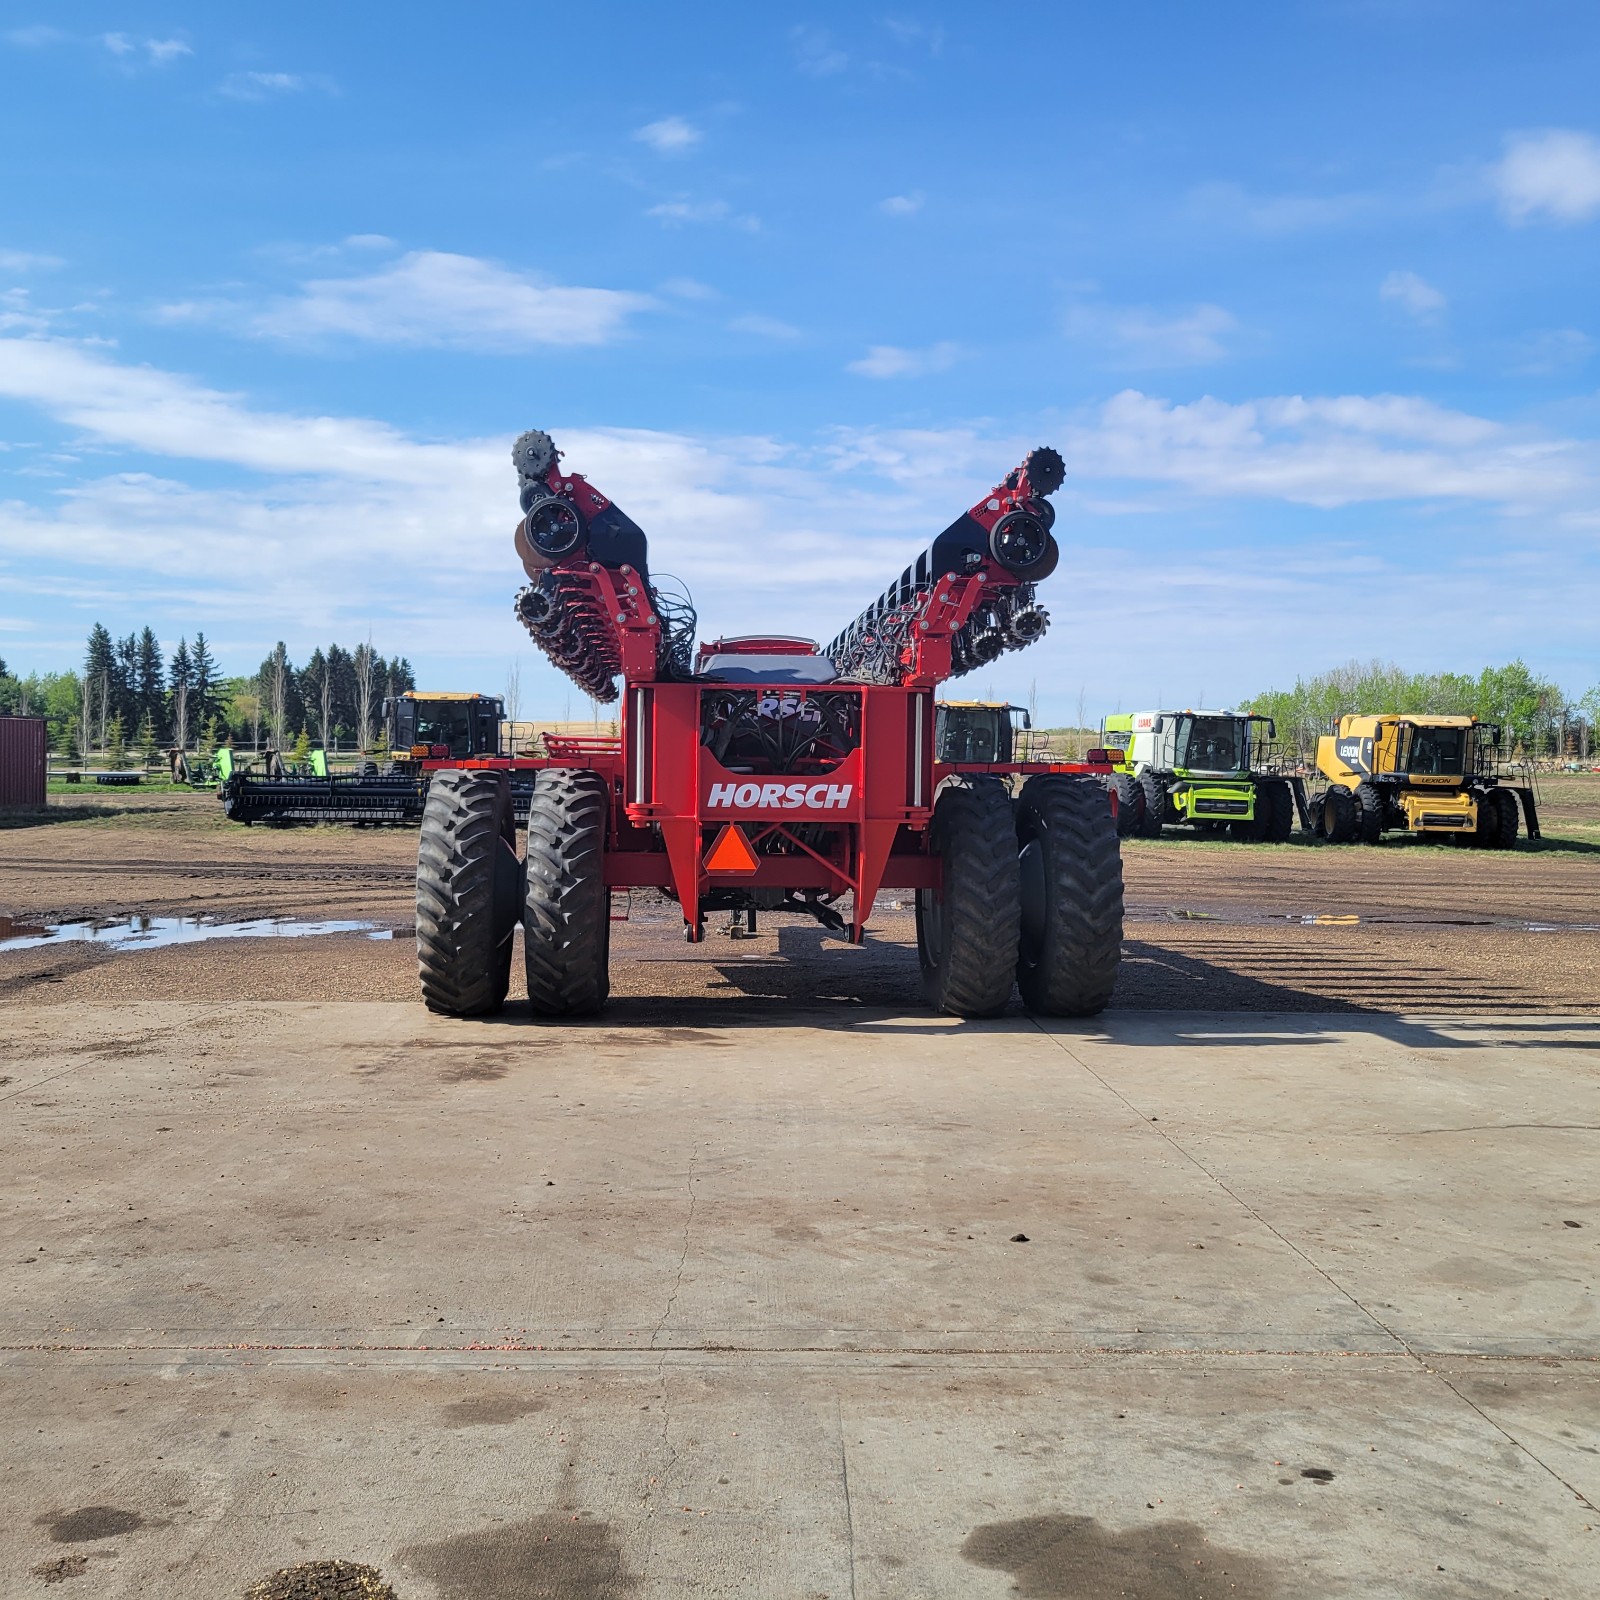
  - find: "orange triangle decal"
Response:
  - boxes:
[704,823,759,875]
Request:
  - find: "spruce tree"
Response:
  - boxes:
[190,633,217,731]
[136,627,164,736]
[115,633,139,728]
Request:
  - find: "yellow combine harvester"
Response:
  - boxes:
[1312,713,1540,847]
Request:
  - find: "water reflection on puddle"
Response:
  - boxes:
[0,915,394,953]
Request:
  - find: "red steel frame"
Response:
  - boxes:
[447,685,1109,944]
[446,450,1110,942]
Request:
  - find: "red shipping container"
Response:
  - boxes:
[0,716,47,809]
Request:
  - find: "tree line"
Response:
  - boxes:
[0,626,416,761]
[1245,659,1600,761]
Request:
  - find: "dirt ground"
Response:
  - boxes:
[2,776,1598,1014]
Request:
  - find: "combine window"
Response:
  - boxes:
[1405,727,1465,776]
[384,697,505,758]
[935,706,1015,764]
[1175,715,1243,773]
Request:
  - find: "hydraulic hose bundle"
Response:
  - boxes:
[824,448,1063,685]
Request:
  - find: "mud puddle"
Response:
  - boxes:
[0,915,395,953]
[1137,904,1600,933]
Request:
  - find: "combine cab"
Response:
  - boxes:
[1313,714,1540,846]
[413,431,1126,1020]
[384,692,505,767]
[1101,709,1304,842]
[935,702,1035,765]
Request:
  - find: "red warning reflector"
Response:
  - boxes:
[704,824,759,875]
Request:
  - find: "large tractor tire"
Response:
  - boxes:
[1109,773,1144,838]
[1015,776,1124,1016]
[1321,784,1359,844]
[1137,771,1167,838]
[523,768,612,1016]
[917,776,1021,1017]
[1354,782,1385,845]
[416,769,519,1017]
[1260,777,1294,843]
[1477,787,1519,850]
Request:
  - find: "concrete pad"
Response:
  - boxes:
[2,1003,1597,1597]
[1043,1013,1600,1354]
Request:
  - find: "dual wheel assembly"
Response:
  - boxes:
[917,774,1123,1019]
[417,768,610,1019]
[416,769,1124,1021]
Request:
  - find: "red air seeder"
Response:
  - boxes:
[414,430,1124,1022]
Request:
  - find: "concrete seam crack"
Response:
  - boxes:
[644,1146,698,1513]
[837,1398,859,1600]
[651,1148,698,1352]
[1033,1019,1599,1514]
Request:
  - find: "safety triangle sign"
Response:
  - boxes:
[703,823,759,875]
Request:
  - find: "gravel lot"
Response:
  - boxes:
[3,777,1597,1015]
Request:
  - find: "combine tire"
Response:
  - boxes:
[917,777,1021,1017]
[1260,777,1294,842]
[523,768,611,1016]
[416,770,519,1017]
[1355,782,1385,845]
[1321,785,1358,844]
[1110,773,1144,838]
[1137,771,1167,838]
[1015,776,1123,1016]
[1477,787,1519,850]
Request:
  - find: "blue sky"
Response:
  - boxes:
[2,1,1598,722]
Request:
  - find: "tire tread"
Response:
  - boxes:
[918,777,1021,1017]
[523,768,611,1015]
[416,770,515,1017]
[1016,776,1124,1016]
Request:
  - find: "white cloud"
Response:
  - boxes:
[659,276,717,301]
[1492,129,1600,224]
[101,31,189,65]
[1509,328,1594,376]
[790,26,848,76]
[3,337,1600,708]
[646,199,759,231]
[5,25,67,47]
[635,116,701,154]
[846,342,960,379]
[878,192,924,217]
[728,314,802,339]
[1067,302,1237,366]
[217,70,331,102]
[830,390,1585,514]
[7,26,188,65]
[0,248,62,272]
[882,18,943,53]
[1380,270,1447,321]
[1186,181,1375,234]
[1055,390,1579,510]
[167,251,653,350]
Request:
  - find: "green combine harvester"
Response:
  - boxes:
[1100,708,1307,841]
